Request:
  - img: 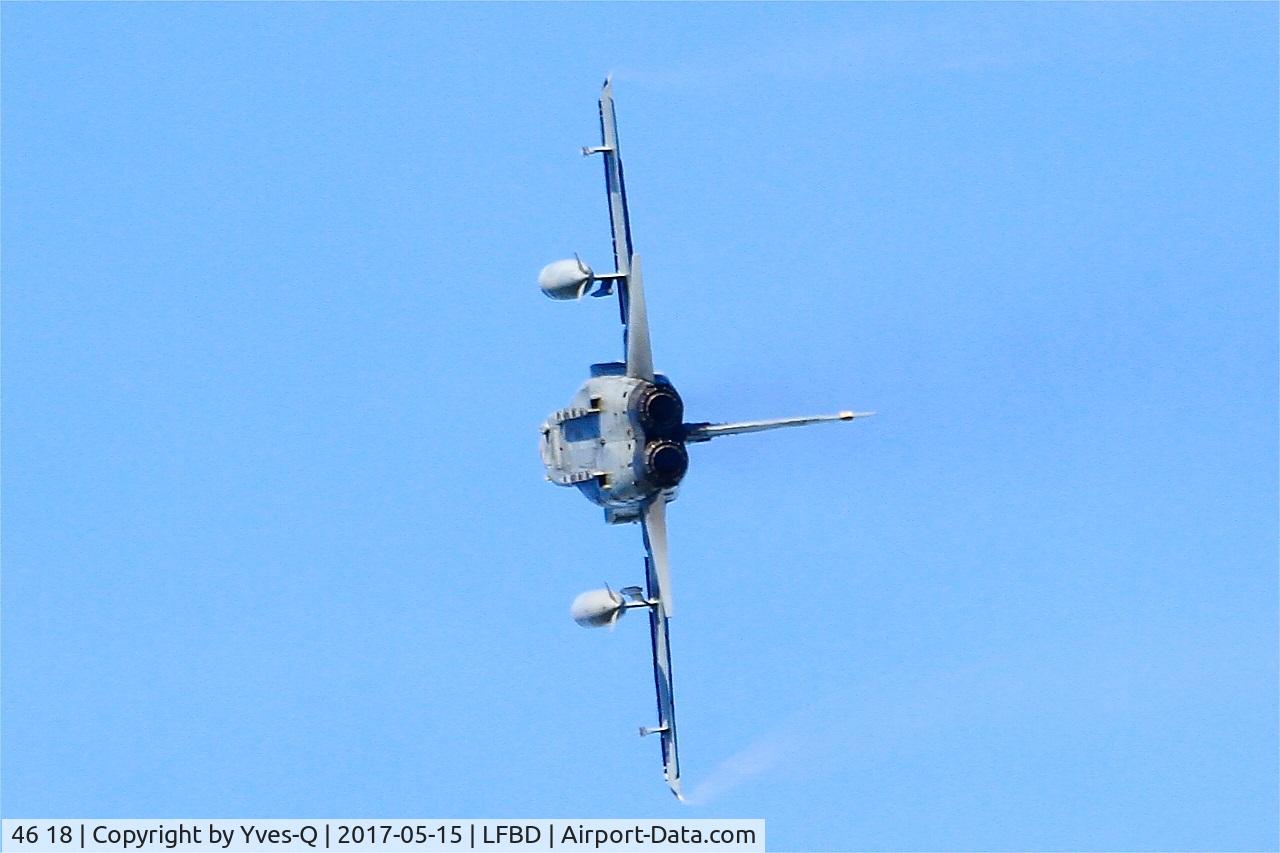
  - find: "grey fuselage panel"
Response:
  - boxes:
[540,364,684,518]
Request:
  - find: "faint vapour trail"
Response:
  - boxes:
[682,626,1213,806]
[683,726,803,806]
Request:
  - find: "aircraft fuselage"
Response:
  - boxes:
[540,362,688,523]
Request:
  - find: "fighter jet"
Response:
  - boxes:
[538,80,872,800]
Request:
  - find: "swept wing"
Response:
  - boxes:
[593,80,653,381]
[641,496,680,799]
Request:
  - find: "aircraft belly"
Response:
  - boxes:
[540,374,655,508]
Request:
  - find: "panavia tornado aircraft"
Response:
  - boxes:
[538,80,872,799]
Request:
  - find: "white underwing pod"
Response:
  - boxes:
[539,256,595,300]
[570,586,624,628]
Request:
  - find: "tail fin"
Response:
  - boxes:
[683,411,874,443]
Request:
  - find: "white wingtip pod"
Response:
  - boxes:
[539,257,595,300]
[570,587,625,628]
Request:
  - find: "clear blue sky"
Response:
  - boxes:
[3,3,1276,850]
